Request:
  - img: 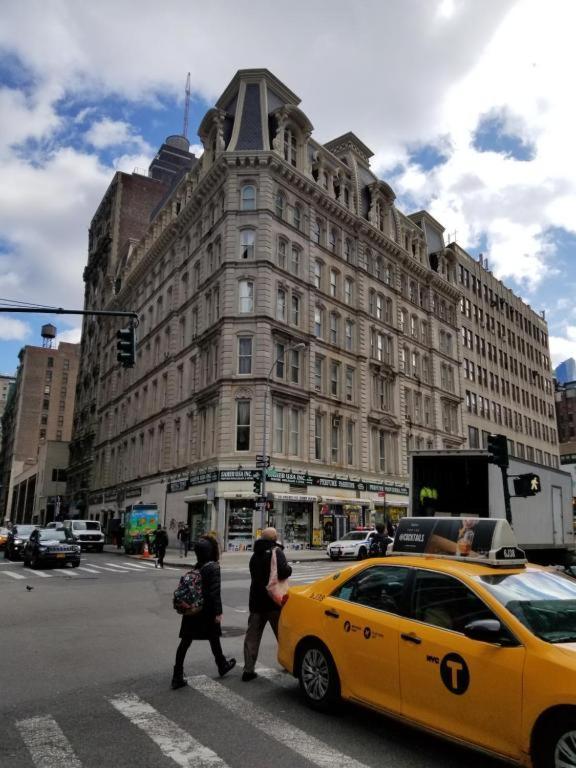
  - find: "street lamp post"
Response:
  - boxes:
[260,341,307,530]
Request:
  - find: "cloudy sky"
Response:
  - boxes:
[0,0,575,375]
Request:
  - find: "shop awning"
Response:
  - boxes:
[373,499,409,508]
[184,494,208,502]
[222,491,258,499]
[271,492,318,503]
[318,496,372,506]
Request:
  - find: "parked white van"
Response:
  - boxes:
[62,520,105,552]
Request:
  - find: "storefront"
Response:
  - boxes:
[184,494,210,541]
[268,493,316,550]
[224,493,256,551]
[318,496,372,543]
[373,497,409,529]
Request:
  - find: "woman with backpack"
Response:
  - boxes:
[171,537,236,689]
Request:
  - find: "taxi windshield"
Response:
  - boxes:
[339,531,369,541]
[480,570,576,644]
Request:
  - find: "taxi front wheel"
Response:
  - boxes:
[534,713,576,768]
[297,642,340,712]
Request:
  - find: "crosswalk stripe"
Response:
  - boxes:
[16,715,82,768]
[255,665,295,688]
[103,563,135,571]
[77,566,100,574]
[2,570,26,579]
[27,570,53,578]
[84,564,128,573]
[114,562,149,570]
[189,676,372,768]
[60,569,80,576]
[109,692,231,767]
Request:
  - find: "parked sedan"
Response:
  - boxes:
[4,525,37,560]
[22,528,81,569]
[326,530,393,561]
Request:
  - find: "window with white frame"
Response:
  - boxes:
[290,245,300,275]
[275,342,285,378]
[293,205,301,230]
[275,190,285,219]
[314,354,324,392]
[344,238,353,263]
[329,312,339,345]
[312,220,321,245]
[290,348,300,384]
[329,228,337,253]
[276,287,287,321]
[376,294,383,321]
[284,128,297,166]
[330,269,338,297]
[289,408,300,455]
[344,277,352,305]
[314,306,324,338]
[236,399,251,451]
[314,260,322,289]
[274,404,284,453]
[411,315,418,338]
[345,366,354,402]
[291,294,300,326]
[239,280,254,313]
[277,238,287,269]
[238,337,252,374]
[346,420,354,465]
[331,419,340,463]
[330,361,340,396]
[241,185,256,211]
[240,229,255,259]
[399,308,407,333]
[345,319,353,351]
[315,411,324,460]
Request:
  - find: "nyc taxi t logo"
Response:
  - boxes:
[428,652,470,695]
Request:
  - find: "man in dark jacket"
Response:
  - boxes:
[154,525,169,568]
[242,527,292,682]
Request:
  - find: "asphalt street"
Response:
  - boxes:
[0,548,506,768]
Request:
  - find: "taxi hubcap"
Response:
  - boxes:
[301,648,329,701]
[556,731,576,767]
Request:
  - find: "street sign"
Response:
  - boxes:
[255,454,271,468]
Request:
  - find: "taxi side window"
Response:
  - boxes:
[412,571,496,632]
[332,566,411,615]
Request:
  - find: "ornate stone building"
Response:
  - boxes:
[77,69,465,548]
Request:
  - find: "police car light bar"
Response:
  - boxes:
[391,517,527,566]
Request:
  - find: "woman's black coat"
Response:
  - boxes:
[179,561,222,640]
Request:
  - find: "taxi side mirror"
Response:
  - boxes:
[463,619,503,644]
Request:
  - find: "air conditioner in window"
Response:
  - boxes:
[332,416,341,427]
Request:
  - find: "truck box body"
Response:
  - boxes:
[409,450,574,560]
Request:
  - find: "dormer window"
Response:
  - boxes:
[284,128,297,166]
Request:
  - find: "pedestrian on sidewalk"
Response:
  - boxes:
[171,537,236,689]
[178,523,190,558]
[155,525,169,568]
[242,527,292,682]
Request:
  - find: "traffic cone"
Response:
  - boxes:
[140,541,151,559]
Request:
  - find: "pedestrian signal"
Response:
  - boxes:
[513,473,541,497]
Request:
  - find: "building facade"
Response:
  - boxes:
[79,69,465,549]
[0,340,79,522]
[455,245,558,466]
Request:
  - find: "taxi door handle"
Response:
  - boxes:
[401,632,422,645]
[324,609,340,619]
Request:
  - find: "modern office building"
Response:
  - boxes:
[72,68,558,549]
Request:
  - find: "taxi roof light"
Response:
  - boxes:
[391,517,527,567]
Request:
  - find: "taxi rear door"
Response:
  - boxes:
[326,564,412,712]
[398,569,525,760]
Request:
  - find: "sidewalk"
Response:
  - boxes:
[105,544,328,568]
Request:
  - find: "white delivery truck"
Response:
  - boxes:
[409,449,574,564]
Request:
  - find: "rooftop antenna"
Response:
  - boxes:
[182,72,191,140]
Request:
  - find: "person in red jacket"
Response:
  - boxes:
[241,527,292,682]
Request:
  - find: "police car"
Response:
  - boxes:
[278,516,576,768]
[326,529,386,560]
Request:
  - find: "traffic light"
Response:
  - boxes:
[513,473,541,497]
[116,326,136,368]
[487,433,508,468]
[253,475,261,496]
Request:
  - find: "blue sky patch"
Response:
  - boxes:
[407,141,450,170]
[473,113,536,161]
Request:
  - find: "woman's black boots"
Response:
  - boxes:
[217,657,236,677]
[171,666,188,690]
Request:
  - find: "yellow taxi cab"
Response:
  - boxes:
[0,526,9,550]
[278,516,576,768]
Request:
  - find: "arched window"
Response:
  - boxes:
[240,229,255,260]
[365,248,373,274]
[385,262,393,286]
[277,238,287,269]
[241,185,256,211]
[313,260,323,289]
[344,238,353,264]
[410,281,418,303]
[275,190,285,219]
[311,219,321,245]
[329,228,338,253]
[293,204,301,230]
[375,257,382,280]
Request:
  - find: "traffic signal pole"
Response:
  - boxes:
[499,465,513,528]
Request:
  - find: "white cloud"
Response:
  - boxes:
[0,317,31,341]
[57,326,82,345]
[85,118,150,151]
